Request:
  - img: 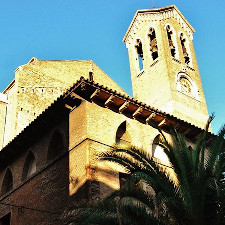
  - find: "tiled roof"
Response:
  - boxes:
[0,77,214,168]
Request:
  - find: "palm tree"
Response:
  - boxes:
[68,179,163,225]
[71,118,225,224]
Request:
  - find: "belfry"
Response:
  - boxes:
[123,5,209,129]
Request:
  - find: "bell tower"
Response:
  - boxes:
[123,5,209,129]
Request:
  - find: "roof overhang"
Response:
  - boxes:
[0,77,214,169]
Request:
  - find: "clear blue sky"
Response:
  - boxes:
[0,0,224,133]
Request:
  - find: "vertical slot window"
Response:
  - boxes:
[149,27,158,60]
[166,25,176,57]
[180,33,190,64]
[135,39,144,71]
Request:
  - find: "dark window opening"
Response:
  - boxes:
[1,169,13,196]
[22,152,36,181]
[166,25,176,57]
[149,28,158,60]
[89,71,93,82]
[135,39,144,71]
[0,213,11,225]
[180,33,190,64]
[47,130,64,161]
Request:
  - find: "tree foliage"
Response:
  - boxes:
[71,119,225,225]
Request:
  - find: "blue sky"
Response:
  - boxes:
[0,0,224,133]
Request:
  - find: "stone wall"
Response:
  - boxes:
[0,93,7,148]
[1,59,126,148]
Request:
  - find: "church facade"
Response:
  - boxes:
[0,5,211,224]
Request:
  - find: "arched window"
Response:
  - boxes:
[47,130,64,161]
[148,27,158,60]
[177,73,199,100]
[22,151,36,180]
[135,39,144,71]
[1,169,13,196]
[116,121,131,144]
[152,135,169,163]
[166,25,176,57]
[180,33,190,64]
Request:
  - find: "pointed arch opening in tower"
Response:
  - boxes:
[47,130,64,161]
[148,27,158,60]
[166,25,176,58]
[1,168,13,196]
[116,121,131,145]
[180,33,190,64]
[22,151,36,180]
[135,39,144,71]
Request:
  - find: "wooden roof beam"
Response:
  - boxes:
[90,89,100,100]
[119,101,129,113]
[70,92,85,101]
[132,106,143,118]
[158,119,166,127]
[105,95,115,107]
[70,92,78,99]
[65,104,73,110]
[146,112,156,124]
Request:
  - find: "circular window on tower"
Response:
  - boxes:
[177,73,200,100]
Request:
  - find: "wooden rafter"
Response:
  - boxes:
[65,104,73,110]
[146,112,156,123]
[105,95,115,107]
[133,106,143,118]
[119,101,129,113]
[158,119,166,127]
[90,89,100,100]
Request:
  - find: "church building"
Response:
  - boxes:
[0,5,211,224]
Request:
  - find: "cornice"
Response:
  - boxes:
[123,5,195,43]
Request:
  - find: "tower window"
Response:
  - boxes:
[135,39,144,71]
[1,169,13,196]
[166,25,176,57]
[148,28,158,60]
[22,151,36,181]
[180,33,190,64]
